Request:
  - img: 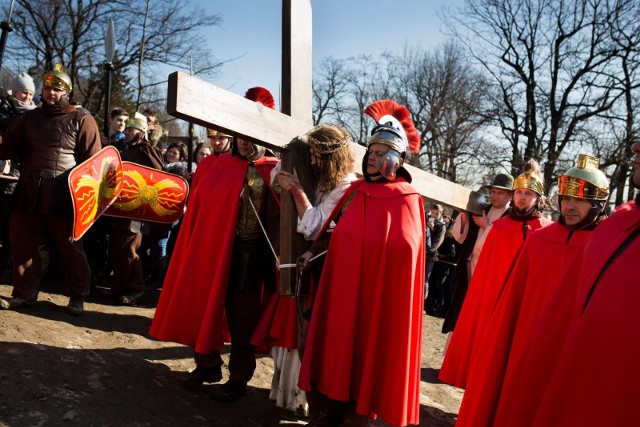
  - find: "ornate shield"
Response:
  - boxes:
[69,146,123,240]
[104,162,189,223]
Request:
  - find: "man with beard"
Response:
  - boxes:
[208,128,233,155]
[105,114,164,306]
[298,100,425,427]
[0,64,101,316]
[150,87,279,402]
[438,160,553,389]
[493,143,640,426]
[251,124,357,414]
[456,154,609,427]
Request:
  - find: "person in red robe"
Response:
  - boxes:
[493,142,640,427]
[298,100,424,427]
[456,154,610,426]
[149,87,279,402]
[438,159,553,389]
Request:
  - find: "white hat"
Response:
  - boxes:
[11,72,35,93]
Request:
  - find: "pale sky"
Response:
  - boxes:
[196,0,458,101]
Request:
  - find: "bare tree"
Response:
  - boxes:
[4,0,223,124]
[443,0,629,193]
[600,0,640,204]
[392,42,493,185]
[312,57,353,125]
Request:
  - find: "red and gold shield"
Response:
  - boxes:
[69,146,123,240]
[104,162,189,223]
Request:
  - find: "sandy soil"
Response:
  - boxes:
[0,281,461,426]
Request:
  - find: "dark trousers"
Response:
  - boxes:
[426,261,454,315]
[194,237,274,384]
[9,209,90,300]
[194,350,224,369]
[226,290,262,383]
[306,389,368,426]
[108,228,145,294]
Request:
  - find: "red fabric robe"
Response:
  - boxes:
[149,154,277,354]
[494,199,640,427]
[438,214,552,389]
[456,222,594,426]
[190,151,222,191]
[298,178,425,427]
[250,275,298,349]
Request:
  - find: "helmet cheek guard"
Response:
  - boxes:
[246,143,266,162]
[379,150,404,180]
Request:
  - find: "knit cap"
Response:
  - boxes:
[11,72,35,93]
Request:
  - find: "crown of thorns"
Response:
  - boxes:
[302,125,352,154]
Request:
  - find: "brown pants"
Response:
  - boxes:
[10,209,90,300]
[109,228,145,294]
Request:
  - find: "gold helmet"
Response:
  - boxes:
[513,159,544,196]
[126,112,149,136]
[42,63,72,92]
[558,154,609,200]
[207,128,232,138]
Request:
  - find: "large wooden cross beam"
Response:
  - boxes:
[166,1,483,293]
[167,71,485,213]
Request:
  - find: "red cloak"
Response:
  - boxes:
[438,214,552,388]
[190,152,222,191]
[298,178,425,427]
[250,277,298,349]
[149,154,277,354]
[494,199,640,427]
[456,222,594,426]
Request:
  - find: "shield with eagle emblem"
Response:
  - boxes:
[68,146,123,240]
[104,162,189,223]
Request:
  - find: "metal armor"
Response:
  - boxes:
[235,165,268,239]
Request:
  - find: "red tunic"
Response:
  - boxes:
[149,154,276,354]
[438,214,552,388]
[298,178,425,427]
[456,222,593,426]
[494,199,640,427]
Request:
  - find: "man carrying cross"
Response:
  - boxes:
[150,87,280,402]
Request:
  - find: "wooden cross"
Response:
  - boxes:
[166,0,484,293]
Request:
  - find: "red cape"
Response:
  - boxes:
[456,222,593,426]
[495,199,640,427]
[438,214,552,388]
[190,152,222,191]
[299,178,425,427]
[149,154,277,354]
[250,274,298,349]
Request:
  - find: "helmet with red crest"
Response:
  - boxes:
[363,100,420,181]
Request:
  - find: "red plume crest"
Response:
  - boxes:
[244,87,275,110]
[364,99,420,153]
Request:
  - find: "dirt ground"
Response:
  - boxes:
[0,281,462,427]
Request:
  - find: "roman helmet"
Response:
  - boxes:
[42,63,73,92]
[207,128,232,139]
[513,160,544,196]
[557,154,609,229]
[233,86,275,161]
[126,112,149,138]
[363,100,420,181]
[558,154,609,201]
